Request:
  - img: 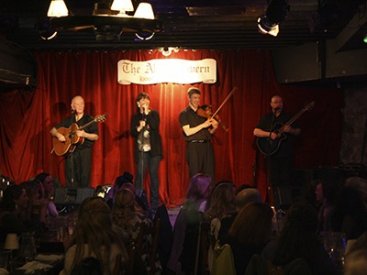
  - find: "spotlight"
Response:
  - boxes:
[257,0,289,37]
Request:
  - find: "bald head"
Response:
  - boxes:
[71,96,85,115]
[270,95,283,113]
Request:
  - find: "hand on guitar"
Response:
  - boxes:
[76,129,86,138]
[56,133,66,142]
[270,132,280,140]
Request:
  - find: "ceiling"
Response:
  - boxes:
[1,0,367,51]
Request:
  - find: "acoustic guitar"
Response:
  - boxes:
[52,114,106,156]
[256,101,314,157]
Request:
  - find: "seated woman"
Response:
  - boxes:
[106,172,150,217]
[204,181,236,221]
[112,188,154,274]
[167,173,212,274]
[59,197,128,275]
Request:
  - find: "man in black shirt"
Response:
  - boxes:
[131,92,162,210]
[179,87,218,180]
[253,95,300,209]
[50,96,98,187]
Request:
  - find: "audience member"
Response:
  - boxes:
[344,231,367,275]
[225,202,273,274]
[204,181,236,221]
[106,172,150,217]
[261,202,337,275]
[331,182,367,240]
[0,184,29,242]
[59,197,128,275]
[167,174,212,274]
[217,187,262,244]
[315,177,341,233]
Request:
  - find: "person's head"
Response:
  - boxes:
[35,172,55,197]
[270,95,283,113]
[345,176,367,203]
[71,96,85,115]
[206,181,236,219]
[228,202,273,246]
[136,92,150,111]
[114,188,136,210]
[187,173,212,202]
[273,202,320,266]
[234,188,262,211]
[72,197,127,272]
[315,177,341,204]
[187,87,201,109]
[1,184,28,211]
[114,171,134,188]
[76,197,112,238]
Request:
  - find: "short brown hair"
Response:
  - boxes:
[136,92,150,102]
[187,87,201,97]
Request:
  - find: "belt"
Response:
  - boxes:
[188,140,209,143]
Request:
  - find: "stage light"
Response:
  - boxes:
[257,0,289,37]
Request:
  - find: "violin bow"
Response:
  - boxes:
[210,87,237,119]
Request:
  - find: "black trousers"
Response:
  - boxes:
[186,142,215,180]
[65,147,92,188]
[135,152,161,210]
[267,156,293,208]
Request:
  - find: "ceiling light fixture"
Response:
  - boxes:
[134,2,156,40]
[47,0,69,17]
[44,0,160,42]
[111,0,135,17]
[257,0,289,37]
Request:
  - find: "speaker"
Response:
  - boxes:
[54,187,95,205]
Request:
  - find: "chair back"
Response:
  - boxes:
[211,243,236,275]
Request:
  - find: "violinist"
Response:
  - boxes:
[179,87,218,180]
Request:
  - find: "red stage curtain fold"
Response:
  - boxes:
[0,49,343,206]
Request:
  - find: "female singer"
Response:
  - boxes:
[130,92,163,211]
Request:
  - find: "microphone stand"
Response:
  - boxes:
[138,109,147,197]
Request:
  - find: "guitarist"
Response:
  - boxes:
[253,95,300,209]
[50,96,99,187]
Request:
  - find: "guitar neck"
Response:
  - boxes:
[285,108,308,126]
[79,119,96,130]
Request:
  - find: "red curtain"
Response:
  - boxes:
[0,49,343,206]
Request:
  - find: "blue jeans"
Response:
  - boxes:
[135,152,161,210]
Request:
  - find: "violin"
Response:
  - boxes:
[195,86,237,132]
[196,104,229,132]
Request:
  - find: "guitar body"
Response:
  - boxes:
[52,124,84,156]
[256,134,287,157]
[256,101,315,157]
[52,114,106,157]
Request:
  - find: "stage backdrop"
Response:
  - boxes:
[0,49,343,206]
